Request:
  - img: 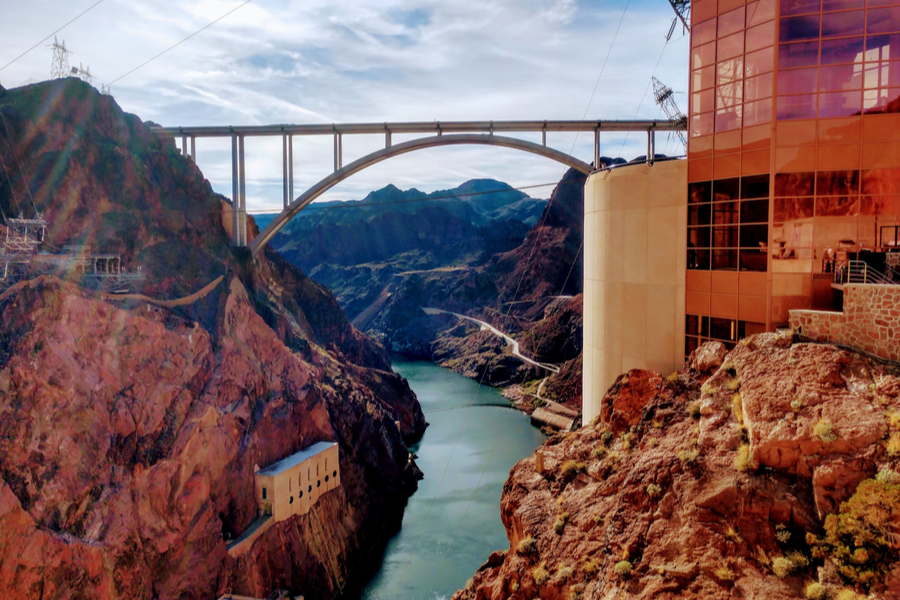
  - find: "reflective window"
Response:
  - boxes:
[822,10,865,38]
[716,107,743,131]
[823,0,863,10]
[868,7,900,35]
[719,7,746,38]
[719,31,746,61]
[745,73,774,100]
[818,89,862,116]
[781,0,822,16]
[746,47,775,76]
[692,18,717,47]
[747,21,776,53]
[779,41,820,68]
[775,172,816,197]
[742,199,771,221]
[821,37,864,64]
[714,178,741,200]
[816,170,860,195]
[779,67,819,94]
[820,64,864,92]
[777,93,818,119]
[717,58,745,85]
[744,98,774,125]
[693,65,716,91]
[748,0,777,26]
[780,15,821,42]
[693,42,716,70]
[692,88,716,113]
[717,82,744,109]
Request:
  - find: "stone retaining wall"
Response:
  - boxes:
[789,284,900,363]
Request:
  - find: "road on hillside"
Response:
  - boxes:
[421,307,560,374]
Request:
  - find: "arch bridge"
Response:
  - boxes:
[150,120,682,257]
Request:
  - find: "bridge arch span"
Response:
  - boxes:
[248,133,593,257]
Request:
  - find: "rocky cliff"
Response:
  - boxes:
[0,78,425,599]
[453,335,900,600]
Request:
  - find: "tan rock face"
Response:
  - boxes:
[454,336,900,600]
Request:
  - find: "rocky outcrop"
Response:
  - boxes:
[453,335,900,600]
[0,78,425,599]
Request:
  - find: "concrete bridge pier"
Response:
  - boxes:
[231,134,248,247]
[282,133,294,209]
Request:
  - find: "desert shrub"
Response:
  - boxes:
[725,378,741,392]
[678,447,700,463]
[560,460,585,477]
[713,563,735,581]
[517,536,537,556]
[592,445,607,459]
[725,525,742,543]
[887,432,900,457]
[876,468,900,484]
[791,397,803,412]
[556,565,574,580]
[665,372,679,385]
[732,393,744,424]
[815,419,838,443]
[734,444,752,472]
[787,551,809,568]
[600,430,613,444]
[809,477,900,589]
[553,512,569,535]
[687,401,702,419]
[568,583,585,599]
[775,524,792,543]
[889,411,900,430]
[772,556,794,578]
[835,589,864,600]
[804,582,828,600]
[647,483,662,497]
[533,564,550,586]
[581,560,599,578]
[614,560,633,578]
[646,438,659,448]
[620,432,635,450]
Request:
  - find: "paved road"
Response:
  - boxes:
[422,307,560,374]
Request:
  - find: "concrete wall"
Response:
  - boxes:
[583,160,687,424]
[790,284,900,363]
[254,443,341,523]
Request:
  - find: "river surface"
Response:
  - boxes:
[347,355,546,600]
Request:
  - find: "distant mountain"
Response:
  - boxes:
[268,179,546,274]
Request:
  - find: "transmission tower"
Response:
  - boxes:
[49,36,73,79]
[72,63,95,85]
[652,77,688,152]
[666,0,691,40]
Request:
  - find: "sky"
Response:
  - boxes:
[0,0,689,212]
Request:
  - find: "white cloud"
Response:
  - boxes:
[1,0,688,208]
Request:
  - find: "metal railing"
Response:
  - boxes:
[835,260,900,285]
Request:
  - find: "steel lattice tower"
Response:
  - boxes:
[49,36,73,79]
[666,0,691,40]
[652,77,688,152]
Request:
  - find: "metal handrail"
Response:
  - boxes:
[835,260,900,285]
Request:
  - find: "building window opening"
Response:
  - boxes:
[333,470,337,478]
[317,480,321,488]
[299,491,303,499]
[325,475,329,483]
[308,485,312,493]
[262,487,267,500]
[289,496,294,504]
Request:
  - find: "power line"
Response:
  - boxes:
[106,0,253,86]
[0,0,106,73]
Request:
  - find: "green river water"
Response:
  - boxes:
[344,354,547,600]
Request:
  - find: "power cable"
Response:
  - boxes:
[0,109,37,214]
[0,0,106,73]
[106,0,252,86]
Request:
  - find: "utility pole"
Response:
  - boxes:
[49,36,73,79]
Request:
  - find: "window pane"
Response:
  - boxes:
[716,107,744,131]
[816,170,860,195]
[775,172,816,197]
[686,314,700,336]
[741,224,770,247]
[715,225,740,247]
[715,201,740,224]
[868,7,900,35]
[717,58,745,85]
[714,177,741,201]
[685,335,700,356]
[689,181,713,203]
[689,248,712,269]
[819,89,862,116]
[689,226,712,248]
[742,175,771,199]
[746,20,776,53]
[691,112,714,137]
[779,41,820,69]
[742,199,771,222]
[693,65,716,91]
[866,33,900,62]
[746,47,775,76]
[689,204,713,225]
[719,7,746,38]
[780,15,821,42]
[693,41,716,70]
[713,249,740,270]
[778,93,818,119]
[774,197,816,220]
[863,86,900,112]
[692,18,717,48]
[740,249,769,271]
[745,73,774,100]
[781,0,822,16]
[744,98,774,125]
[692,89,716,113]
[717,82,744,109]
[824,0,865,9]
[816,196,861,215]
[822,10,865,37]
[748,0,777,26]
[820,63,864,91]
[821,37,864,65]
[863,62,900,89]
[718,31,745,61]
[779,66,819,94]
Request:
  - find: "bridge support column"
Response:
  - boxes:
[593,128,599,169]
[181,134,188,158]
[333,132,342,171]
[647,128,655,165]
[282,133,289,209]
[239,135,247,246]
[190,136,196,162]
[289,135,294,206]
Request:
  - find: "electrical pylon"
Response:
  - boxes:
[652,77,688,152]
[49,36,73,79]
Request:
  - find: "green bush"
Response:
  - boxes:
[614,560,633,578]
[808,478,900,589]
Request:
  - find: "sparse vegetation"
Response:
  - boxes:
[815,419,838,443]
[568,583,585,600]
[560,460,585,477]
[888,410,900,429]
[713,563,735,581]
[725,378,741,392]
[517,536,537,556]
[754,546,771,567]
[701,382,715,396]
[601,430,613,444]
[887,432,900,457]
[772,556,794,578]
[787,551,809,569]
[620,432,635,450]
[804,582,828,600]
[687,400,702,419]
[665,371,680,385]
[533,564,550,586]
[732,393,744,424]
[876,468,900,484]
[678,446,700,463]
[581,560,600,578]
[556,565,574,580]
[646,483,662,497]
[592,445,607,459]
[553,512,569,535]
[614,560,633,578]
[725,525,743,543]
[734,444,752,472]
[651,419,664,429]
[808,477,900,589]
[835,589,864,600]
[791,397,803,412]
[775,524,792,543]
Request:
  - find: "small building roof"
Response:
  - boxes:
[256,441,337,477]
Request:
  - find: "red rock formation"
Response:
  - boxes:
[453,335,900,600]
[0,79,425,599]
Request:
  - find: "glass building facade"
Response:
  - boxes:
[685,0,900,355]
